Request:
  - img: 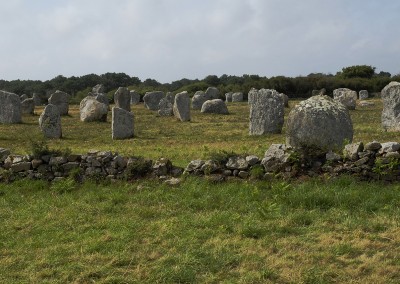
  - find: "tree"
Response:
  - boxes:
[339,65,376,79]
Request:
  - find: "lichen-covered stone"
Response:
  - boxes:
[130,90,140,105]
[333,88,357,110]
[48,90,70,115]
[359,90,368,100]
[205,87,219,100]
[143,91,165,111]
[261,144,293,172]
[201,99,229,115]
[114,87,131,112]
[21,98,35,115]
[80,96,108,122]
[111,107,134,140]
[232,92,243,102]
[0,90,22,123]
[39,104,62,138]
[381,81,400,131]
[192,91,210,110]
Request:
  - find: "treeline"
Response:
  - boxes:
[0,65,398,101]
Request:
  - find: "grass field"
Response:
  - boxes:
[1,98,400,283]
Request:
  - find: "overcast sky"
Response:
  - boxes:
[1,0,399,83]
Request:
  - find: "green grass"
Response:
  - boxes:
[0,98,400,283]
[0,177,399,283]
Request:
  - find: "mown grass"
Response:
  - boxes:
[1,97,400,283]
[1,177,399,283]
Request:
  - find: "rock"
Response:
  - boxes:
[164,177,181,186]
[326,151,342,162]
[20,94,28,101]
[238,171,249,179]
[0,90,22,123]
[286,95,353,153]
[153,158,172,176]
[185,160,205,172]
[173,91,191,122]
[191,91,210,110]
[359,90,368,100]
[0,148,10,162]
[21,98,35,115]
[200,160,220,174]
[261,144,293,172]
[364,141,382,151]
[39,104,62,138]
[205,87,219,100]
[381,81,400,131]
[232,92,243,102]
[143,91,164,110]
[384,152,400,159]
[130,90,140,105]
[279,93,289,107]
[114,87,131,112]
[246,155,260,166]
[49,156,68,166]
[343,142,364,161]
[48,90,70,115]
[333,88,357,110]
[170,166,184,177]
[31,159,43,169]
[379,142,400,154]
[158,96,174,116]
[226,156,249,170]
[311,88,326,96]
[249,89,284,135]
[223,170,232,176]
[79,96,108,122]
[95,93,109,109]
[11,162,31,172]
[111,107,134,140]
[32,93,41,106]
[92,84,105,94]
[201,99,229,114]
[247,88,258,105]
[225,92,233,102]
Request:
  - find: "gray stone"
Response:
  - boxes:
[130,90,140,105]
[21,98,35,115]
[333,88,357,110]
[49,156,68,166]
[343,142,364,161]
[279,93,289,107]
[379,142,400,154]
[384,152,400,159]
[201,99,229,114]
[79,96,108,122]
[232,92,243,102]
[20,94,28,101]
[226,156,249,170]
[48,90,70,115]
[92,84,105,94]
[359,90,368,100]
[114,87,131,112]
[111,107,134,140]
[245,155,260,166]
[62,162,80,172]
[11,162,31,172]
[153,158,172,176]
[381,81,400,131]
[200,160,219,174]
[365,141,382,151]
[205,87,219,100]
[225,92,233,102]
[249,89,284,135]
[238,171,249,179]
[143,91,164,110]
[173,91,191,122]
[0,90,22,123]
[164,177,181,186]
[247,88,258,105]
[286,95,353,152]
[191,91,210,110]
[158,95,174,117]
[39,104,62,138]
[261,144,293,173]
[311,88,326,96]
[0,148,10,162]
[95,93,109,109]
[32,93,41,106]
[185,160,205,172]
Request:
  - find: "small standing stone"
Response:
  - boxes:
[114,87,131,112]
[225,92,233,102]
[32,93,41,106]
[143,91,165,110]
[48,90,70,115]
[21,98,35,115]
[130,90,141,105]
[39,104,62,138]
[232,92,243,102]
[158,95,174,117]
[173,91,191,121]
[112,107,134,140]
[205,87,220,100]
[359,90,368,100]
[0,90,22,123]
[192,91,210,110]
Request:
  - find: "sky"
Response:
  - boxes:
[1,0,399,83]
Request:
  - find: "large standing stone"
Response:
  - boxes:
[114,87,131,112]
[192,91,210,110]
[21,98,35,115]
[80,96,108,122]
[173,91,191,121]
[32,93,41,106]
[225,92,233,102]
[48,90,70,115]
[143,91,165,111]
[158,94,174,117]
[112,107,134,140]
[130,90,140,105]
[39,104,62,138]
[205,87,220,100]
[286,95,353,152]
[92,84,105,94]
[232,92,244,102]
[381,81,400,131]
[249,89,284,135]
[333,88,357,110]
[201,99,229,114]
[0,90,22,123]
[359,90,368,100]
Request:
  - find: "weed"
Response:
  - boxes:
[124,157,152,180]
[249,164,264,179]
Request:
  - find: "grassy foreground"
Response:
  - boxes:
[1,176,400,283]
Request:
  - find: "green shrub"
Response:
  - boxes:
[124,157,152,180]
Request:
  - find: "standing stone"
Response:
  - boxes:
[80,96,108,122]
[21,98,35,115]
[286,95,353,152]
[39,104,62,138]
[247,88,258,105]
[95,93,109,109]
[359,90,368,100]
[279,93,289,107]
[32,93,41,106]
[205,87,220,100]
[48,90,70,115]
[173,91,191,121]
[114,87,131,112]
[225,92,233,102]
[249,89,284,135]
[92,84,105,94]
[143,91,165,111]
[158,94,174,116]
[0,90,22,123]
[333,88,357,110]
[192,91,210,110]
[232,92,244,102]
[201,99,229,114]
[20,94,28,101]
[112,107,134,140]
[381,81,400,132]
[130,90,140,105]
